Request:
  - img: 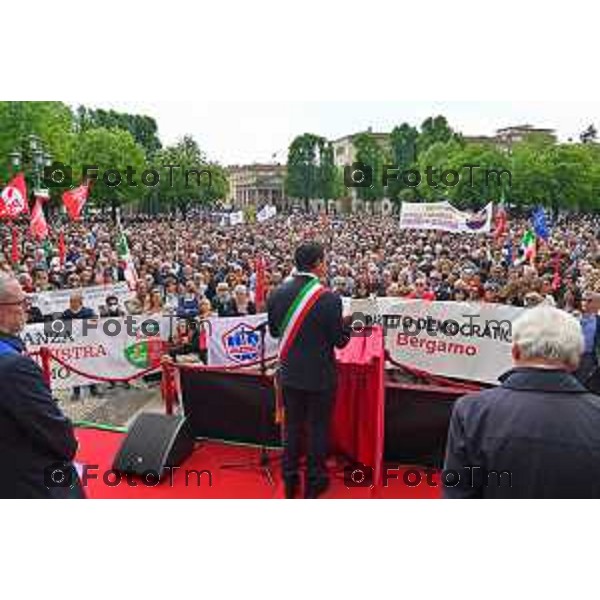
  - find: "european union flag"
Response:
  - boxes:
[533,206,550,241]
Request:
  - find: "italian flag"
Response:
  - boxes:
[516,230,537,266]
[117,229,138,290]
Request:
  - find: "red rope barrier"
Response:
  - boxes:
[172,355,278,373]
[45,350,159,383]
[385,351,483,392]
[40,347,52,387]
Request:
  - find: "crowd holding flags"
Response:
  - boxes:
[116,210,138,290]
[0,161,93,264]
[62,182,90,221]
[0,173,29,219]
[29,191,50,240]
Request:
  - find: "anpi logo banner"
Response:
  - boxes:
[208,314,278,367]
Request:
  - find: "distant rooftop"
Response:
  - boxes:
[227,163,286,171]
[496,124,556,134]
[332,127,390,143]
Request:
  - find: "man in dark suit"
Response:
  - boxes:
[0,275,83,499]
[268,242,351,499]
[443,305,600,499]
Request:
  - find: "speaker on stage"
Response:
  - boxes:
[112,413,194,478]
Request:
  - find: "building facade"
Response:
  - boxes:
[331,127,394,214]
[227,163,287,209]
[464,125,557,148]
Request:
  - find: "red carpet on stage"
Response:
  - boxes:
[74,427,441,499]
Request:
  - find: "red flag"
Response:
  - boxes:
[59,229,66,267]
[0,173,29,219]
[62,183,90,221]
[254,255,267,311]
[11,226,20,263]
[30,195,49,240]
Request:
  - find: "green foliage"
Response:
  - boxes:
[353,132,389,204]
[285,133,324,205]
[418,115,458,155]
[153,136,227,214]
[0,101,74,187]
[76,105,162,157]
[319,141,344,201]
[387,123,419,201]
[69,127,147,209]
[415,139,463,201]
[444,144,511,209]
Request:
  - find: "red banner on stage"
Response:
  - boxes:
[332,326,385,491]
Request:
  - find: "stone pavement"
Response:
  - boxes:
[58,381,167,429]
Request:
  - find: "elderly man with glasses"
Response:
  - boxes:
[0,274,83,498]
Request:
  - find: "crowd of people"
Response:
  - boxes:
[1,210,600,321]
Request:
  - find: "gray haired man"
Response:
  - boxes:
[443,306,600,498]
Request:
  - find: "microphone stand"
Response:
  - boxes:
[219,321,280,488]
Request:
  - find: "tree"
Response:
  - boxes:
[318,141,344,209]
[387,123,419,202]
[353,132,389,211]
[444,144,512,209]
[0,101,74,189]
[285,134,324,211]
[153,136,226,216]
[418,115,458,154]
[510,138,557,210]
[70,127,147,220]
[76,106,162,157]
[580,124,598,145]
[415,139,463,202]
[547,144,597,212]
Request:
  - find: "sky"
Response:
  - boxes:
[72,101,600,166]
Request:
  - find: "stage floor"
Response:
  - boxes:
[74,427,442,499]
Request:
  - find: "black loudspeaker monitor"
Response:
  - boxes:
[112,413,194,479]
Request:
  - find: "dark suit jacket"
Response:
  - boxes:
[0,333,82,499]
[267,275,351,392]
[443,368,600,499]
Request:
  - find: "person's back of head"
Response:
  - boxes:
[511,305,584,372]
[294,242,325,275]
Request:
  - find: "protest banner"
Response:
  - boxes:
[28,282,135,317]
[24,315,172,390]
[23,301,527,390]
[352,298,523,384]
[399,201,493,234]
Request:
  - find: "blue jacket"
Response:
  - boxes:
[443,368,600,499]
[0,334,83,498]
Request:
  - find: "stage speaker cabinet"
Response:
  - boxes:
[112,413,194,479]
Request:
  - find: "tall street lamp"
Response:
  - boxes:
[9,133,53,195]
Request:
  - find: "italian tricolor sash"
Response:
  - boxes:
[274,275,326,426]
[278,276,326,361]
